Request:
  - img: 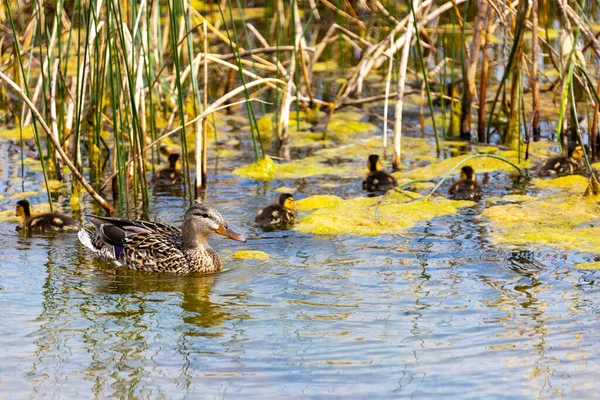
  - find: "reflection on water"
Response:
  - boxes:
[1,201,600,397]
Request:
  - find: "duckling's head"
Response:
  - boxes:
[367,155,382,172]
[182,201,245,248]
[460,166,476,181]
[168,153,182,169]
[16,199,32,219]
[278,193,296,212]
[568,144,584,160]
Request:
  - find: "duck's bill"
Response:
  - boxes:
[215,224,246,242]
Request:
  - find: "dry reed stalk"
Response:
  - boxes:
[460,0,488,140]
[477,7,494,143]
[320,0,366,31]
[531,0,540,142]
[245,23,288,75]
[49,58,62,178]
[383,32,394,148]
[591,80,600,162]
[0,71,114,212]
[392,0,420,171]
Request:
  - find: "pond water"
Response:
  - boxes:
[1,131,600,398]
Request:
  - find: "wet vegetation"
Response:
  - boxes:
[5,1,600,396]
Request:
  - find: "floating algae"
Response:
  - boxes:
[481,194,600,252]
[233,155,362,181]
[531,175,588,195]
[295,191,474,236]
[230,250,270,260]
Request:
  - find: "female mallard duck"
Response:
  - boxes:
[78,201,245,274]
[16,199,78,232]
[449,166,482,201]
[363,154,397,192]
[152,153,184,185]
[255,193,296,230]
[538,143,584,177]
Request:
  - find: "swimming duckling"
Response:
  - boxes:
[449,166,482,201]
[255,193,296,230]
[538,143,584,177]
[78,201,245,274]
[152,153,184,185]
[16,199,78,232]
[362,154,398,192]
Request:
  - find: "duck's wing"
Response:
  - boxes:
[118,232,188,273]
[85,215,180,247]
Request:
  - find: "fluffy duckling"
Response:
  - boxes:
[538,143,584,177]
[153,153,184,185]
[449,166,482,201]
[78,201,245,274]
[255,193,296,230]
[16,199,78,232]
[362,154,397,192]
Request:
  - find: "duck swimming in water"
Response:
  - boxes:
[538,143,584,177]
[78,201,245,274]
[255,193,296,230]
[152,153,184,186]
[15,199,78,232]
[449,166,482,201]
[363,154,397,192]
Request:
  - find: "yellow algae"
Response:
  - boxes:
[232,156,277,181]
[216,149,240,158]
[411,181,436,190]
[296,195,344,211]
[230,250,270,260]
[10,191,40,199]
[47,180,64,191]
[532,175,588,195]
[326,119,377,136]
[330,110,366,123]
[485,194,536,204]
[481,195,600,252]
[396,150,530,181]
[275,187,296,193]
[295,192,472,236]
[575,262,600,270]
[0,124,36,140]
[312,60,339,72]
[0,209,19,223]
[475,145,499,154]
[256,115,275,138]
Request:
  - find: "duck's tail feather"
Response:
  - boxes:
[78,228,122,266]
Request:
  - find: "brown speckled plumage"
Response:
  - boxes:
[16,199,78,232]
[255,193,296,230]
[79,202,245,274]
[362,155,397,192]
[449,166,482,201]
[538,144,584,177]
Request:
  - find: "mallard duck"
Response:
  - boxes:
[362,154,397,192]
[152,153,184,185]
[15,199,78,232]
[538,143,584,177]
[78,201,245,274]
[449,166,482,201]
[255,193,296,230]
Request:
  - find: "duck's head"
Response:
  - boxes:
[367,154,382,172]
[168,153,182,170]
[568,144,584,160]
[278,193,296,212]
[182,201,245,248]
[460,166,476,181]
[16,199,32,220]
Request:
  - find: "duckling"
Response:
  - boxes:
[255,193,296,230]
[538,143,584,177]
[78,201,246,274]
[16,199,78,232]
[152,153,184,185]
[362,154,398,192]
[449,166,482,201]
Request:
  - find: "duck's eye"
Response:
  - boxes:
[196,213,210,219]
